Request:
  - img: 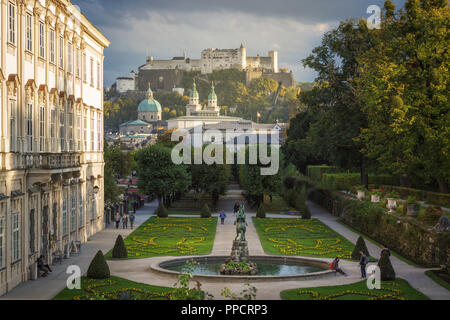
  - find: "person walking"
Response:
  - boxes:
[219,210,227,225]
[122,213,128,229]
[115,212,121,229]
[129,212,135,229]
[359,251,369,279]
[381,244,391,257]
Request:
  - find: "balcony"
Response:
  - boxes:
[21,153,82,170]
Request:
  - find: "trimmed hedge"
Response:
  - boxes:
[352,236,370,261]
[156,203,168,218]
[112,235,128,259]
[201,204,212,218]
[87,250,110,279]
[256,204,266,219]
[307,165,338,182]
[322,173,396,190]
[378,251,396,281]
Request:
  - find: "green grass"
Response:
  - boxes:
[105,217,217,259]
[281,278,429,300]
[53,276,174,300]
[425,270,450,291]
[336,220,425,268]
[166,210,201,216]
[253,218,357,260]
[263,196,296,214]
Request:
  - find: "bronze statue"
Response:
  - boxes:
[235,205,248,241]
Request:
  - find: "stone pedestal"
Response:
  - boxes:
[220,240,258,275]
[230,240,249,263]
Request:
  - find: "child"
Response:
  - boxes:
[219,210,227,225]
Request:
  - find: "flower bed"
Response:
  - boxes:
[253,218,354,260]
[106,217,217,259]
[53,276,175,300]
[281,279,429,300]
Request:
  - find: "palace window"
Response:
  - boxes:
[29,209,35,254]
[71,195,76,232]
[90,111,95,151]
[26,13,32,52]
[97,62,100,89]
[76,110,81,151]
[68,104,73,151]
[83,109,87,151]
[68,43,73,73]
[27,103,33,152]
[12,213,20,262]
[91,194,96,220]
[76,48,80,77]
[79,190,83,227]
[90,58,94,86]
[0,214,4,268]
[51,106,56,150]
[39,22,45,58]
[59,37,64,68]
[82,54,87,82]
[97,115,101,151]
[60,107,65,151]
[10,100,17,152]
[50,30,55,63]
[9,3,16,45]
[62,191,68,235]
[40,105,45,152]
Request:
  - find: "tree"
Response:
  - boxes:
[136,144,191,206]
[112,235,128,259]
[87,250,110,279]
[378,251,396,281]
[351,236,370,261]
[356,0,450,192]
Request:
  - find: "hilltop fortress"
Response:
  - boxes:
[113,45,294,93]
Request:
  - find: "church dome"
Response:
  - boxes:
[138,85,162,112]
[208,82,217,100]
[190,80,199,99]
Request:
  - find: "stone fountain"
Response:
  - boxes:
[220,206,258,275]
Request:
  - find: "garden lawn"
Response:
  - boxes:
[106,217,217,259]
[425,270,450,291]
[253,218,355,260]
[280,278,429,300]
[53,276,174,300]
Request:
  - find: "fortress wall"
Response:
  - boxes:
[137,69,186,91]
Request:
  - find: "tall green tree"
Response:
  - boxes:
[356,0,450,192]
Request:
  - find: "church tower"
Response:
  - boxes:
[207,82,219,115]
[186,80,202,116]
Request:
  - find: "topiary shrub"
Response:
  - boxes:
[156,202,168,218]
[283,176,296,190]
[87,250,110,279]
[112,235,128,259]
[201,204,211,218]
[378,251,396,281]
[351,236,370,261]
[256,203,266,219]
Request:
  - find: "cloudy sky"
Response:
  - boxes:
[72,0,406,86]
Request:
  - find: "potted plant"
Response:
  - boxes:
[371,190,382,203]
[386,192,398,213]
[355,185,367,201]
[406,197,420,217]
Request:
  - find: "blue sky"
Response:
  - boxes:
[72,0,406,86]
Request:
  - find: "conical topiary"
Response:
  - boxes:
[112,235,128,259]
[156,202,168,218]
[256,203,266,219]
[87,250,110,279]
[378,251,396,281]
[351,236,370,261]
[201,204,211,218]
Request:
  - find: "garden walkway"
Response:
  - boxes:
[0,200,158,300]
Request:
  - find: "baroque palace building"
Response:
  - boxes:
[0,0,109,295]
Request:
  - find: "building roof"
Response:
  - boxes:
[120,119,150,127]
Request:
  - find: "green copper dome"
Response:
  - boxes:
[138,85,162,112]
[208,82,217,100]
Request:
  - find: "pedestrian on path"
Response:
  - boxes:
[233,203,240,217]
[381,244,391,257]
[129,213,135,229]
[220,210,227,225]
[115,212,120,229]
[122,213,128,229]
[330,257,345,275]
[359,251,369,279]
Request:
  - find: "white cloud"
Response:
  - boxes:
[102,9,338,83]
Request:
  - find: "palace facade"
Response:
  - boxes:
[0,0,109,295]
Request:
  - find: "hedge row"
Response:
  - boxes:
[369,185,450,208]
[322,173,397,190]
[306,165,338,182]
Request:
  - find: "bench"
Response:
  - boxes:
[70,241,82,256]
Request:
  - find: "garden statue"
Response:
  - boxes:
[220,205,258,275]
[235,206,248,241]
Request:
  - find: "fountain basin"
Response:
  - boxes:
[151,256,335,282]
